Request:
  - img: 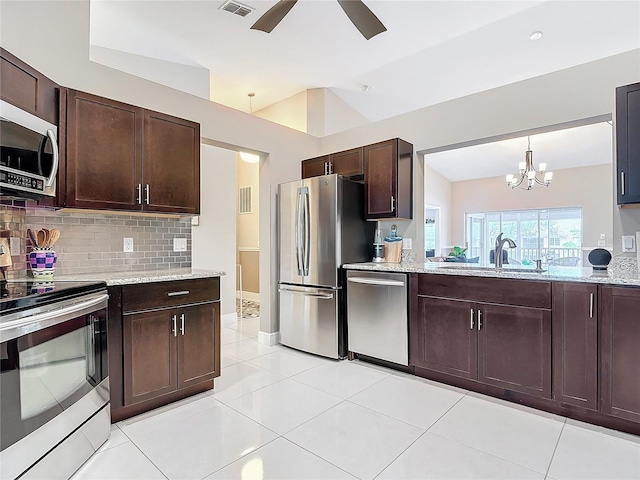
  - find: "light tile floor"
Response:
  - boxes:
[73,317,640,480]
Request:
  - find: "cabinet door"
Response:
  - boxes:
[0,47,58,125]
[177,302,220,389]
[123,310,177,406]
[301,156,329,179]
[364,140,397,219]
[411,296,477,379]
[477,304,551,398]
[65,90,142,210]
[616,82,640,204]
[552,283,598,410]
[329,147,363,178]
[601,286,640,422]
[142,110,200,214]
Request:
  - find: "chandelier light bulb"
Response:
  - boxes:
[539,163,547,172]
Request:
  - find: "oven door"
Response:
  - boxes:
[0,292,109,479]
[0,99,59,199]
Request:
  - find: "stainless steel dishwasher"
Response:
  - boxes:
[346,270,408,366]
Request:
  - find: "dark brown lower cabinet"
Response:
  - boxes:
[110,277,221,422]
[177,303,220,389]
[412,296,477,379]
[123,303,220,407]
[601,286,640,423]
[552,283,598,410]
[123,310,177,406]
[411,290,551,399]
[478,303,551,398]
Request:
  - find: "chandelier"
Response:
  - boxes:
[506,136,553,190]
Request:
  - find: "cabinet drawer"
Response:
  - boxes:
[122,277,220,312]
[418,274,551,309]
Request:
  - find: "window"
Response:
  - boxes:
[465,207,583,266]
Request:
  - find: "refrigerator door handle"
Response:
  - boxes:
[295,188,303,276]
[303,187,311,276]
[278,287,334,300]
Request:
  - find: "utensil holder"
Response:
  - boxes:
[29,249,57,279]
[384,241,402,263]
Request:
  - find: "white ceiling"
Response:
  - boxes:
[424,121,613,182]
[89,0,640,123]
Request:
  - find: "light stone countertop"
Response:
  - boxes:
[53,268,225,286]
[342,262,640,287]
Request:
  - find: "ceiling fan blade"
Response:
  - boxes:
[251,0,298,33]
[337,0,387,40]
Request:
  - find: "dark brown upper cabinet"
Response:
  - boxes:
[616,82,640,205]
[301,155,329,179]
[301,147,364,180]
[64,89,200,214]
[0,48,59,125]
[552,282,598,411]
[600,285,640,423]
[364,138,413,220]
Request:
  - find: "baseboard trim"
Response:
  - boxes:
[221,312,238,325]
[236,291,260,302]
[258,331,280,346]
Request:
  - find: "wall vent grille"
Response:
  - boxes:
[239,186,252,214]
[220,0,254,17]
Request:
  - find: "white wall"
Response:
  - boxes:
[255,91,307,133]
[191,145,237,317]
[424,163,453,254]
[450,164,614,254]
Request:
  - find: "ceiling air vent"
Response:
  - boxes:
[220,0,254,17]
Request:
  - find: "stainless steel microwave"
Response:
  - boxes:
[0,99,59,200]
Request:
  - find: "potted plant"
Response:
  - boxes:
[446,246,468,262]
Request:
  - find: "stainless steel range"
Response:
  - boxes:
[0,280,109,480]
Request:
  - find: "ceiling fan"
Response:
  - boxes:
[251,0,387,40]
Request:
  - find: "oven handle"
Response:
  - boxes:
[0,293,109,342]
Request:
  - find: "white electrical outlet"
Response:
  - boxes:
[10,237,20,256]
[123,238,134,252]
[402,238,412,250]
[622,235,636,253]
[191,216,199,226]
[173,238,187,252]
[597,240,606,247]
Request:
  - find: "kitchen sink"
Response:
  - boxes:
[438,265,546,274]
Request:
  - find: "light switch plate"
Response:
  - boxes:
[123,238,134,252]
[622,235,636,253]
[402,238,412,250]
[173,238,187,252]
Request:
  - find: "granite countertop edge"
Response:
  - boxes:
[53,268,225,286]
[342,262,640,287]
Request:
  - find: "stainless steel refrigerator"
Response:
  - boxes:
[278,174,375,359]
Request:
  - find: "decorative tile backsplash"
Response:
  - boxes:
[1,201,191,279]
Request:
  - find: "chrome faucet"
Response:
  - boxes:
[494,233,516,269]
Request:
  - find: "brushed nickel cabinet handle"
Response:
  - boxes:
[172,314,177,337]
[145,184,150,204]
[391,195,395,212]
[621,172,625,195]
[477,310,482,330]
[167,290,190,297]
[180,313,185,335]
[137,184,142,205]
[470,308,474,330]
[589,293,594,318]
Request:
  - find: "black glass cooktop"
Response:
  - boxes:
[0,279,107,314]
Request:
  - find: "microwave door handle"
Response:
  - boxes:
[44,129,59,187]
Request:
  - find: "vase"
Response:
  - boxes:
[29,249,57,279]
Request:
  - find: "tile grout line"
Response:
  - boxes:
[370,391,469,480]
[544,418,567,479]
